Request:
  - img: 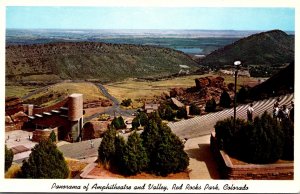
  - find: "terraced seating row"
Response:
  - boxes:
[168,93,294,139]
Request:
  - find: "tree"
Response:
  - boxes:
[120,131,148,175]
[111,116,126,129]
[131,116,140,129]
[20,140,69,178]
[237,86,249,103]
[215,112,285,164]
[151,124,189,176]
[205,98,216,112]
[98,126,116,165]
[189,103,201,115]
[176,107,188,119]
[5,145,13,172]
[49,130,56,142]
[138,112,148,126]
[121,99,132,107]
[280,119,294,160]
[112,135,127,173]
[219,90,231,108]
[141,117,189,176]
[164,105,176,121]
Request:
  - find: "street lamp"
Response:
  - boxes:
[233,61,241,129]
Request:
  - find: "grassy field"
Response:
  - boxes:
[6,85,41,98]
[23,82,107,107]
[105,73,261,108]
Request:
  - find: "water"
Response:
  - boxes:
[175,47,203,54]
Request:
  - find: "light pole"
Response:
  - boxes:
[233,61,241,129]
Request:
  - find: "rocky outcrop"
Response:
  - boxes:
[5,97,24,116]
[170,87,185,97]
[82,121,109,140]
[166,76,234,110]
[195,76,226,90]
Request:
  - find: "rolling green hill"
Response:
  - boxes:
[6,42,200,83]
[198,30,294,67]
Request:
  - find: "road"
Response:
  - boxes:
[84,83,136,122]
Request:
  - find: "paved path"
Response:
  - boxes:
[184,135,220,179]
[58,138,102,160]
[168,93,294,139]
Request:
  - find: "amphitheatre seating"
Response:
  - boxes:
[168,93,294,139]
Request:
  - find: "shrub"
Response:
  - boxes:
[280,119,294,160]
[5,145,14,172]
[49,130,56,142]
[141,117,189,176]
[138,112,148,126]
[151,124,189,176]
[237,86,249,103]
[98,114,110,121]
[205,98,216,112]
[111,116,126,129]
[177,107,188,119]
[219,90,231,108]
[112,135,127,173]
[121,99,132,107]
[5,164,21,178]
[98,126,116,165]
[164,106,176,121]
[189,103,201,115]
[158,104,176,121]
[118,131,148,175]
[131,116,140,129]
[19,140,69,178]
[215,112,285,164]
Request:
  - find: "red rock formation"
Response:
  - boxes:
[170,87,185,97]
[82,121,108,140]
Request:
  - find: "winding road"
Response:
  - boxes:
[84,83,135,122]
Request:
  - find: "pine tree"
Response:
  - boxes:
[49,130,56,142]
[5,145,13,172]
[237,86,249,103]
[219,90,231,108]
[164,105,176,121]
[131,116,140,129]
[112,135,127,173]
[152,124,189,176]
[122,131,148,175]
[138,112,148,126]
[98,126,116,165]
[141,117,189,176]
[189,103,201,115]
[281,119,294,160]
[205,98,216,112]
[111,116,126,129]
[20,140,69,178]
[177,107,188,119]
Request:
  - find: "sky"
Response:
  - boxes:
[6,6,295,31]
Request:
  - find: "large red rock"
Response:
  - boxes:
[170,87,185,97]
[82,121,108,140]
[195,77,210,89]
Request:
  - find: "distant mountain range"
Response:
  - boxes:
[6,42,200,83]
[198,30,294,67]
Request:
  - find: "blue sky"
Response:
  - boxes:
[6,7,295,31]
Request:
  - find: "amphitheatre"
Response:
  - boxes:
[5,74,294,179]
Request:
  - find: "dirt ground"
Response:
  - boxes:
[88,164,190,179]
